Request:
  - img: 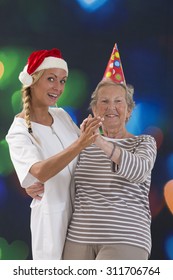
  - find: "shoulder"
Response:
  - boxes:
[16,111,25,119]
[6,117,30,145]
[49,107,80,135]
[7,117,27,134]
[134,135,157,154]
[136,134,156,144]
[120,134,157,150]
[49,107,71,120]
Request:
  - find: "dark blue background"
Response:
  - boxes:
[0,0,173,260]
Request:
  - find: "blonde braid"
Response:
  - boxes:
[21,70,45,134]
[22,87,33,134]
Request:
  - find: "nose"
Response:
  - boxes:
[53,80,64,92]
[108,101,116,110]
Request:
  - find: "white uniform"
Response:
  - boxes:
[6,107,80,260]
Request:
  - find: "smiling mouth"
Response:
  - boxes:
[105,114,118,118]
[48,93,58,99]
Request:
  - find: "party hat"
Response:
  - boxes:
[103,43,126,84]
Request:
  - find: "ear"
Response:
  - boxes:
[126,108,132,122]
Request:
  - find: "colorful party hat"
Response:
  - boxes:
[103,43,126,84]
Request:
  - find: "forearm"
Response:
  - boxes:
[30,138,84,182]
[30,116,101,182]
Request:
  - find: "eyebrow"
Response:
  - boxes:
[49,73,67,79]
[99,96,124,99]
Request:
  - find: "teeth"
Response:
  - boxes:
[49,93,57,98]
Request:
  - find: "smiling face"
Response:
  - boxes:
[92,83,131,133]
[30,68,67,108]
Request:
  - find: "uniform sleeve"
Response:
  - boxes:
[113,135,157,183]
[6,128,43,188]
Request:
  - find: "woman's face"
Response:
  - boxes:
[30,68,67,107]
[92,84,131,131]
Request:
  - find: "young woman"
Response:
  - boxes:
[6,48,101,260]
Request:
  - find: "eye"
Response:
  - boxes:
[48,77,54,82]
[115,99,122,103]
[101,99,108,103]
[60,79,66,84]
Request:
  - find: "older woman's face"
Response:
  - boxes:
[92,84,131,130]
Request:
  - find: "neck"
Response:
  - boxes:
[101,127,132,139]
[29,107,53,126]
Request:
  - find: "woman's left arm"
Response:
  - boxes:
[94,135,157,183]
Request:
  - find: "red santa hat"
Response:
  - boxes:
[19,48,68,86]
[103,43,126,84]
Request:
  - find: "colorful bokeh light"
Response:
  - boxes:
[167,154,173,179]
[0,0,172,260]
[164,180,173,214]
[165,234,173,260]
[0,61,4,79]
[0,238,29,260]
[0,140,14,176]
[75,0,108,12]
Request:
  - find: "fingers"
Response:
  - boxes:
[80,114,93,132]
[34,195,42,201]
[25,182,44,200]
[84,116,102,133]
[79,115,104,148]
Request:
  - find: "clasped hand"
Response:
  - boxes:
[80,114,103,135]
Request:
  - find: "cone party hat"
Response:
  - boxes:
[103,43,126,84]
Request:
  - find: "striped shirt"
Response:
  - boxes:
[66,135,157,254]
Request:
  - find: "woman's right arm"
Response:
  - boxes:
[29,116,101,183]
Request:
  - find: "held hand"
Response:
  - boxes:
[80,114,92,133]
[25,182,44,200]
[79,116,102,148]
[80,114,103,134]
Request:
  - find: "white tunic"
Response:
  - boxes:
[6,107,80,260]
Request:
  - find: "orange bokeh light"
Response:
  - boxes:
[0,61,4,79]
[164,180,173,214]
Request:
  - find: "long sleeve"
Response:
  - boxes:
[114,135,157,183]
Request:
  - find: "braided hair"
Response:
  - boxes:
[21,70,44,134]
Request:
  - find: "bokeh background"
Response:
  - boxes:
[0,0,173,260]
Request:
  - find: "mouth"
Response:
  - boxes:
[48,93,59,100]
[105,114,118,118]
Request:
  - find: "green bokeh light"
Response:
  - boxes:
[0,47,31,90]
[11,90,22,114]
[0,49,20,89]
[57,69,89,108]
[0,237,29,260]
[0,139,14,176]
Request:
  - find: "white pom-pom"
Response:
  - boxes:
[18,71,33,86]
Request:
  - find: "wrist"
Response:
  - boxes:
[94,134,104,147]
[108,142,116,159]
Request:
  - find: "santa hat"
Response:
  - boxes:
[103,43,126,84]
[19,48,68,86]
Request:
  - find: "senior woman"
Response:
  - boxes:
[62,79,157,260]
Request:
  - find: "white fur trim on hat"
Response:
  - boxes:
[18,65,33,86]
[36,57,68,74]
